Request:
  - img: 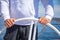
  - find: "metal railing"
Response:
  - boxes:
[0,17,60,40]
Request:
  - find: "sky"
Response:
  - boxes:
[38,0,60,18]
[54,0,60,18]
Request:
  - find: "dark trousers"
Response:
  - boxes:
[4,24,37,40]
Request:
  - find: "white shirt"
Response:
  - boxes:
[1,0,54,25]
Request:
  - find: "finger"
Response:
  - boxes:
[5,22,10,28]
[7,20,12,26]
[7,19,15,27]
[43,19,50,24]
[9,18,15,27]
[10,19,14,25]
[5,20,12,27]
[12,18,15,22]
[38,18,44,24]
[40,18,47,24]
[5,22,8,27]
[47,19,50,23]
[38,18,42,23]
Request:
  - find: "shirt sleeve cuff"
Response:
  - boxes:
[3,15,10,21]
[45,15,53,21]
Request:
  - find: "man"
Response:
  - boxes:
[1,0,54,40]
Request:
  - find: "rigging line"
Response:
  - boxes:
[38,25,48,37]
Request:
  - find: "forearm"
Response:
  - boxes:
[41,0,54,21]
[45,5,54,21]
[1,0,10,20]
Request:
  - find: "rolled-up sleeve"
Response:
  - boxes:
[41,0,54,20]
[1,0,10,20]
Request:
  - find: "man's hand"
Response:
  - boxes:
[4,18,15,28]
[38,17,51,25]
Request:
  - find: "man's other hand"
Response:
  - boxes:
[38,17,50,25]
